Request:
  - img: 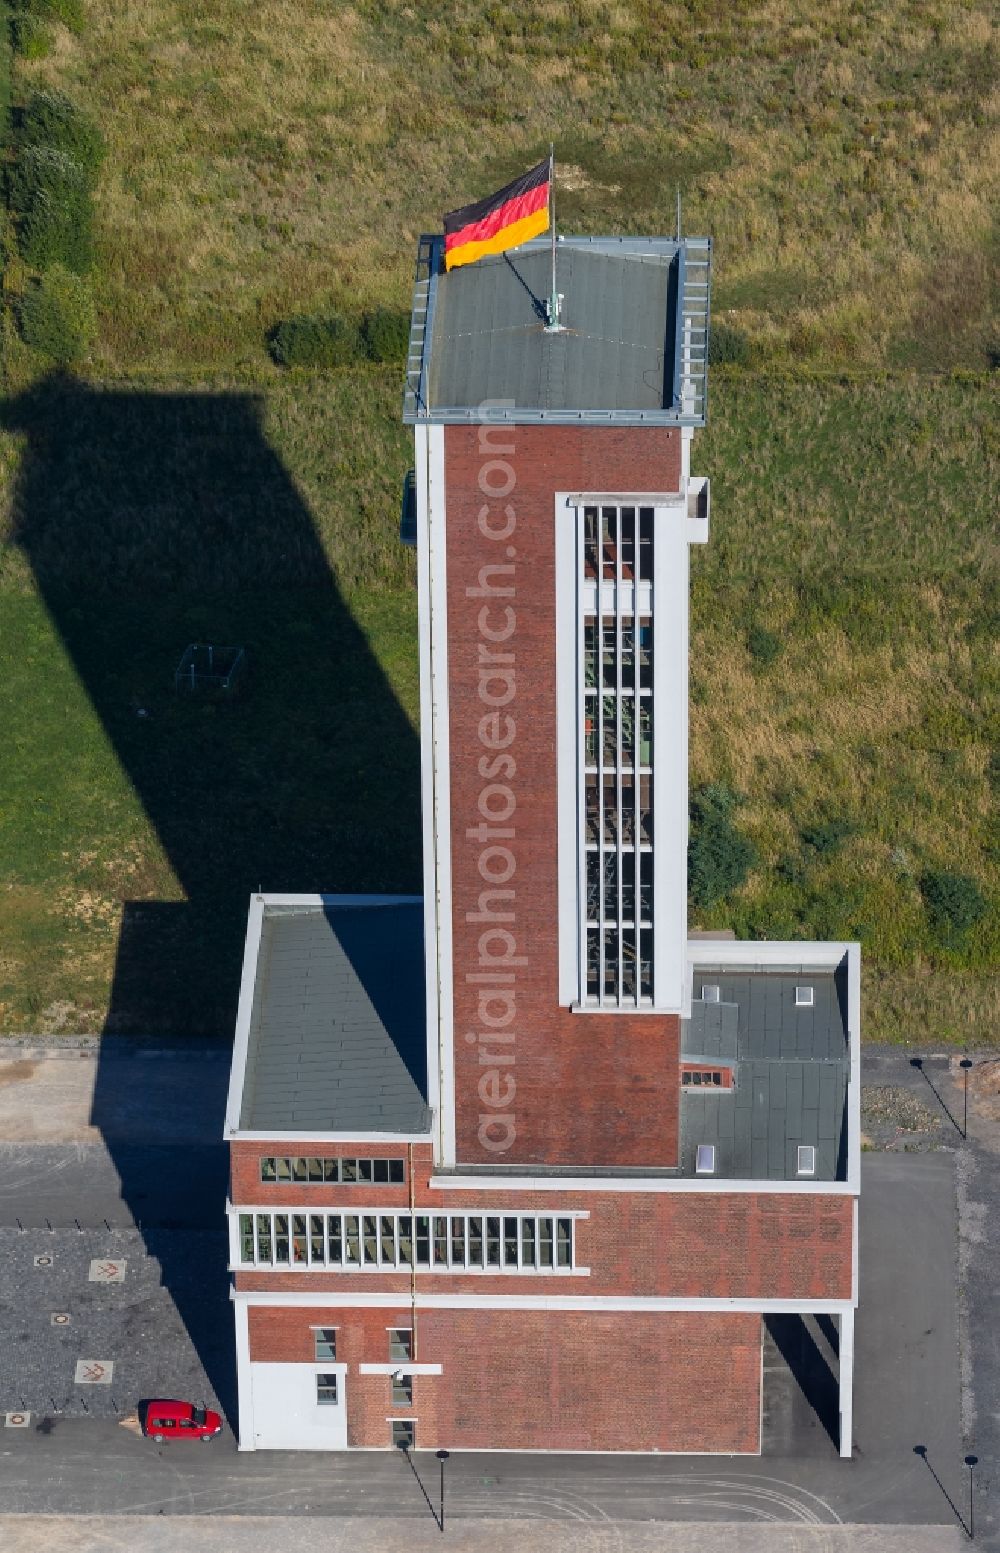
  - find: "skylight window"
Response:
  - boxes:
[695,1144,716,1175]
[795,986,814,1007]
[702,984,721,1004]
[797,1145,816,1176]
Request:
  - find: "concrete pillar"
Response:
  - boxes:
[839,1306,855,1458]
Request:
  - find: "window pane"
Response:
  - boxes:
[521,1218,536,1268]
[342,1159,358,1183]
[275,1158,292,1183]
[362,1215,378,1264]
[557,1218,573,1267]
[450,1217,466,1266]
[316,1374,339,1405]
[292,1214,307,1264]
[486,1216,501,1266]
[344,1215,360,1265]
[260,1158,276,1183]
[359,1160,373,1183]
[380,1215,396,1265]
[309,1214,325,1264]
[398,1214,413,1266]
[374,1159,390,1183]
[468,1217,483,1267]
[389,1159,405,1184]
[307,1157,323,1182]
[389,1329,412,1361]
[503,1217,519,1267]
[274,1211,289,1264]
[323,1158,340,1182]
[327,1215,342,1264]
[392,1374,413,1406]
[292,1158,307,1184]
[314,1329,337,1362]
[433,1215,448,1266]
[391,1420,415,1449]
[415,1215,431,1266]
[256,1213,272,1264]
[539,1218,553,1267]
[239,1214,255,1263]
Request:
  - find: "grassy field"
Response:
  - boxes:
[0,0,994,1041]
[11,0,998,376]
[0,371,995,1040]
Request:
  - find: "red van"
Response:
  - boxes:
[141,1399,223,1442]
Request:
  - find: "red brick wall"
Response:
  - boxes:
[442,424,684,1169]
[248,1304,761,1453]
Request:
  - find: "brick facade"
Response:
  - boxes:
[248,1303,762,1453]
[443,425,684,1169]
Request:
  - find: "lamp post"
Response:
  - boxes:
[965,1454,978,1540]
[436,1448,450,1532]
[960,1059,972,1141]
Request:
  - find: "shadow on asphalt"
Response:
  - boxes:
[764,1313,839,1453]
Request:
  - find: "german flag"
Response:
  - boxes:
[444,158,550,272]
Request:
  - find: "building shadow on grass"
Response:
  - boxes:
[3,373,421,1422]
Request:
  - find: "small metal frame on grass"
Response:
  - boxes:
[174,643,246,695]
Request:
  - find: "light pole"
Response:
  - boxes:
[965,1454,978,1540]
[436,1448,450,1532]
[960,1059,972,1141]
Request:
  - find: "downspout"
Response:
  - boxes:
[408,1142,418,1357]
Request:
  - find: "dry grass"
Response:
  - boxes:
[13,0,998,374]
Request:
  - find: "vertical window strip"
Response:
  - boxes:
[237,1212,576,1272]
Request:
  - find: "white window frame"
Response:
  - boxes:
[797,1145,817,1176]
[235,1208,587,1275]
[695,1144,717,1175]
[795,986,815,1007]
[389,1418,416,1450]
[701,984,721,1003]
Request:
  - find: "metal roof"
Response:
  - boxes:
[238,903,431,1135]
[403,233,711,427]
[680,969,850,1181]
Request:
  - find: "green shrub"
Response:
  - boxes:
[361,307,410,364]
[919,870,987,945]
[801,817,855,856]
[18,263,95,361]
[9,0,84,33]
[10,147,93,272]
[12,12,51,54]
[268,312,361,368]
[0,0,11,143]
[688,782,757,910]
[708,322,750,366]
[19,90,105,182]
[746,622,781,667]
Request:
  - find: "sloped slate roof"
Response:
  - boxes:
[239,903,430,1135]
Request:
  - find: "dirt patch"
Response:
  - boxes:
[861,1085,942,1149]
[0,1059,38,1089]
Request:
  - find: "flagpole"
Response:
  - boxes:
[547,144,559,330]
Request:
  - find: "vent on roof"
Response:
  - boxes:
[795,985,814,1007]
[797,1145,816,1176]
[695,1144,716,1175]
[702,984,720,1004]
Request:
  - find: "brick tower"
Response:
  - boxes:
[224,231,860,1457]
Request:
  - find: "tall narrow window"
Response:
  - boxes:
[582,504,654,1006]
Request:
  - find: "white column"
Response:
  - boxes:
[233,1296,255,1450]
[839,1306,855,1458]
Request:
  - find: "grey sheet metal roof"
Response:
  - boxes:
[680,968,849,1181]
[238,903,430,1135]
[404,233,710,426]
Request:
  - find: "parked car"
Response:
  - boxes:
[141,1399,223,1442]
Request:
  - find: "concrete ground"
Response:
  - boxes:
[0,1040,992,1549]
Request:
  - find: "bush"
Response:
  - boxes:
[0,0,11,142]
[746,622,781,667]
[268,312,361,368]
[19,90,104,182]
[10,146,93,272]
[801,817,855,856]
[919,870,987,945]
[11,12,51,54]
[708,322,750,366]
[9,0,84,33]
[361,307,410,364]
[18,263,95,361]
[688,782,757,910]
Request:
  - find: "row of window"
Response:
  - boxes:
[701,984,815,1008]
[309,1327,412,1363]
[682,1069,729,1088]
[260,1156,405,1185]
[239,1211,576,1271]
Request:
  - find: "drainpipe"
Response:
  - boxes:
[408,1142,418,1358]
